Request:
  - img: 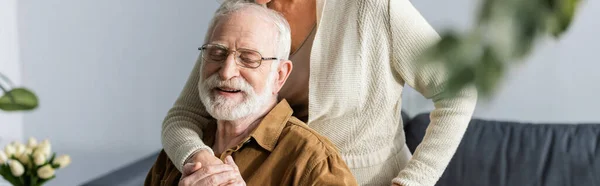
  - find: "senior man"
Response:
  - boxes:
[144,1,357,186]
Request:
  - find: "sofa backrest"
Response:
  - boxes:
[405,113,600,186]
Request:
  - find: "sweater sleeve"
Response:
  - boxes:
[387,0,478,185]
[161,57,215,172]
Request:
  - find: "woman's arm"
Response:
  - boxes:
[387,0,478,185]
[161,57,216,172]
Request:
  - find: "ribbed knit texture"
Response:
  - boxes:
[161,0,477,185]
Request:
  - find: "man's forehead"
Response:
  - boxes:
[210,13,277,48]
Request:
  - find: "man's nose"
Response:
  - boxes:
[218,53,240,80]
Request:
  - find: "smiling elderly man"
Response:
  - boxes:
[144,1,357,186]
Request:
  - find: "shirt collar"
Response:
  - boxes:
[247,99,293,152]
[203,99,294,152]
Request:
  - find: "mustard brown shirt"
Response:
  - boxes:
[145,100,357,186]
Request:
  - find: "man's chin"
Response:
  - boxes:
[210,106,250,121]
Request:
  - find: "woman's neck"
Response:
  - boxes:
[267,0,317,55]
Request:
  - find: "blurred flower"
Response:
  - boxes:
[4,144,16,157]
[25,147,34,155]
[0,151,7,164]
[35,145,51,158]
[37,165,55,179]
[9,160,25,177]
[27,137,38,148]
[33,150,46,159]
[18,153,30,165]
[14,143,26,157]
[53,155,71,168]
[40,139,51,148]
[34,152,47,166]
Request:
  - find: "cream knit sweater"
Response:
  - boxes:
[161,0,477,185]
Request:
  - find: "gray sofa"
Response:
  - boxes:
[405,113,600,186]
[83,112,600,185]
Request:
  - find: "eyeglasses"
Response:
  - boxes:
[198,44,278,69]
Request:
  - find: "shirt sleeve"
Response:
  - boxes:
[161,57,215,172]
[299,154,359,186]
[387,0,478,185]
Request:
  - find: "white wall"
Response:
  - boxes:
[0,0,23,151]
[403,0,600,123]
[18,0,218,185]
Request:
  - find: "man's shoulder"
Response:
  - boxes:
[279,117,341,157]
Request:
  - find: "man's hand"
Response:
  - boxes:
[182,149,224,176]
[178,163,239,186]
[178,155,245,186]
[223,155,245,186]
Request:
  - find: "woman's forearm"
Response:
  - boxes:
[394,87,477,186]
[161,58,215,172]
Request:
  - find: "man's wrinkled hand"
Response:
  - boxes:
[178,163,238,186]
[222,155,245,186]
[183,149,224,176]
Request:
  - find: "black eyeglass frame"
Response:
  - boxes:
[198,43,279,69]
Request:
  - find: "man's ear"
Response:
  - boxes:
[272,60,293,94]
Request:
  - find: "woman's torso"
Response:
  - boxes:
[269,0,414,185]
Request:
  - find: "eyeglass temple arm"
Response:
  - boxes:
[262,57,278,61]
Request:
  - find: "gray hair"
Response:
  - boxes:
[205,0,292,61]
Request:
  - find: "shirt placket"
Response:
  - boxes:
[219,137,253,160]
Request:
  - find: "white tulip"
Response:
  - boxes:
[0,151,7,164]
[35,145,51,158]
[40,139,51,148]
[25,147,34,156]
[52,154,71,168]
[9,160,25,177]
[14,143,26,157]
[34,152,47,166]
[37,164,55,179]
[27,137,38,148]
[4,144,16,157]
[33,150,46,158]
[18,153,30,165]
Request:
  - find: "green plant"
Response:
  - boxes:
[0,72,38,112]
[421,0,582,98]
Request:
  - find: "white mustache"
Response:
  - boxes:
[203,75,254,94]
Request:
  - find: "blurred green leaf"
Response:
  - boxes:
[513,7,543,58]
[422,0,582,98]
[0,88,39,111]
[420,32,461,63]
[444,67,476,96]
[475,47,505,96]
[551,0,581,37]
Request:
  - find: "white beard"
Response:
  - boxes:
[199,72,275,121]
